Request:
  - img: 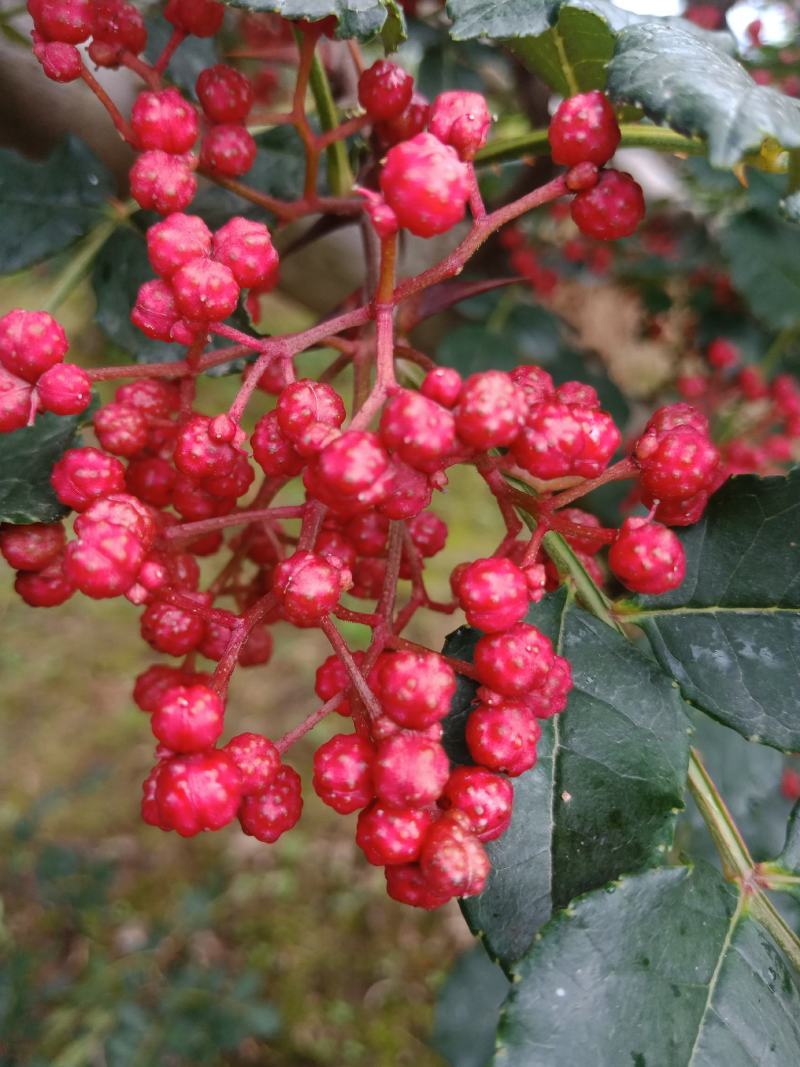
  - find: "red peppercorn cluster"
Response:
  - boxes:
[7,12,726,908]
[676,340,800,477]
[0,309,91,431]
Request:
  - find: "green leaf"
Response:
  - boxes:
[496,864,800,1067]
[445,0,551,42]
[221,0,405,43]
[630,471,800,752]
[0,138,113,274]
[0,411,87,524]
[777,801,800,874]
[679,712,793,867]
[779,190,800,225]
[719,209,800,329]
[608,21,800,168]
[92,227,184,365]
[431,947,508,1067]
[444,588,689,969]
[510,1,639,97]
[144,18,219,94]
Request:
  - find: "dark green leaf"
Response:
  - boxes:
[221,0,405,43]
[445,0,551,42]
[779,190,800,225]
[496,864,800,1067]
[92,226,184,364]
[445,588,689,969]
[679,712,793,867]
[719,209,800,329]
[0,137,112,273]
[776,802,800,874]
[144,18,219,94]
[431,947,508,1067]
[510,1,639,96]
[608,21,800,168]
[0,411,88,524]
[631,471,800,751]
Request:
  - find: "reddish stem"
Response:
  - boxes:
[80,66,138,145]
[165,505,307,542]
[154,28,186,75]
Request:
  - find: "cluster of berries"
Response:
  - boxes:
[0,310,92,432]
[132,212,279,339]
[677,340,800,477]
[7,1,713,909]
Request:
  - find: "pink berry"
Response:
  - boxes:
[440,766,513,842]
[130,151,197,215]
[376,651,456,729]
[35,363,91,416]
[174,414,237,479]
[0,309,68,384]
[197,64,254,124]
[511,400,584,480]
[474,623,554,697]
[373,733,450,809]
[51,447,126,511]
[239,764,303,843]
[131,88,199,154]
[65,519,145,598]
[14,555,74,607]
[315,650,364,716]
[707,338,739,370]
[642,489,709,527]
[356,801,433,865]
[272,550,350,626]
[635,426,720,501]
[456,557,529,633]
[133,664,210,713]
[376,92,431,146]
[407,511,447,558]
[35,0,92,43]
[171,257,239,321]
[379,389,456,472]
[421,367,462,408]
[223,732,281,795]
[33,38,83,82]
[90,0,147,60]
[117,378,180,418]
[419,810,489,898]
[0,521,65,571]
[164,0,225,38]
[384,863,451,910]
[151,683,225,753]
[156,750,242,837]
[549,91,621,168]
[126,457,176,509]
[313,733,375,814]
[74,493,156,548]
[213,217,279,290]
[466,702,541,777]
[250,411,304,477]
[94,402,149,457]
[572,407,621,478]
[131,279,180,341]
[455,370,526,450]
[140,596,207,656]
[379,133,470,238]
[358,60,413,121]
[277,380,346,456]
[525,655,573,719]
[646,402,709,438]
[429,90,492,159]
[314,431,390,499]
[146,213,212,278]
[200,125,257,178]
[509,364,555,407]
[608,517,686,595]
[0,368,33,433]
[571,169,645,241]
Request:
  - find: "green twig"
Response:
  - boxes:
[308,52,353,196]
[542,530,625,635]
[477,123,706,168]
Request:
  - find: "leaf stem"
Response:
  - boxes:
[542,530,625,635]
[476,123,705,168]
[42,217,118,314]
[308,51,354,196]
